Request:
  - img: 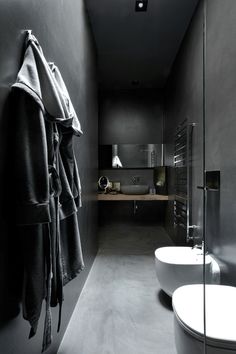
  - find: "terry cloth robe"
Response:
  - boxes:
[12,31,84,352]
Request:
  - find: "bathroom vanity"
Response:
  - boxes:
[97,193,170,201]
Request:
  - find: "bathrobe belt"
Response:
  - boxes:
[42,128,64,352]
[49,165,62,198]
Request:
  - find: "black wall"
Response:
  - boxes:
[205,0,236,286]
[164,1,204,244]
[99,89,165,225]
[0,1,98,353]
[165,0,236,285]
[99,89,163,144]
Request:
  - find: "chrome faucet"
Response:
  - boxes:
[187,224,199,243]
[192,241,208,254]
[192,243,202,250]
[188,225,198,230]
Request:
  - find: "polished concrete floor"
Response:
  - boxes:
[58,223,176,354]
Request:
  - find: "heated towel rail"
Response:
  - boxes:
[174,119,196,243]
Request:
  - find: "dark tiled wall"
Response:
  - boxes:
[165,0,236,285]
[0,1,98,353]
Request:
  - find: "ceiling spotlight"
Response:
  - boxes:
[135,0,148,12]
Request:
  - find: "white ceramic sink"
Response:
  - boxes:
[120,185,149,195]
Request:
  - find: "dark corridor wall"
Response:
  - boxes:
[205,0,236,286]
[164,1,204,244]
[99,89,163,144]
[0,1,98,354]
[165,0,236,286]
[99,89,165,225]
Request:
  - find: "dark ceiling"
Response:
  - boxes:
[86,0,199,89]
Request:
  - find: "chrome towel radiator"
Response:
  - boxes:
[174,119,196,243]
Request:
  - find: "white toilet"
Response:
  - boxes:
[154,246,220,296]
[172,284,236,354]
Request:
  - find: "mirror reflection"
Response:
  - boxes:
[99,144,163,169]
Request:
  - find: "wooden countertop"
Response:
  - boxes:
[175,194,188,203]
[97,193,170,201]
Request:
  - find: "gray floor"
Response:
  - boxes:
[58,223,177,354]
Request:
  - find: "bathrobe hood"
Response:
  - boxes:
[12,32,82,136]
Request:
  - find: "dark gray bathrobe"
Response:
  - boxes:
[12,32,84,351]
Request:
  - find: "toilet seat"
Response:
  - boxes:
[172,284,236,351]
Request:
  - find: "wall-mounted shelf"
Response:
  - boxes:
[97,193,170,201]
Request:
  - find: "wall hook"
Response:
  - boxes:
[20,29,32,35]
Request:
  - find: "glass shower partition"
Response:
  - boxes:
[204,0,236,354]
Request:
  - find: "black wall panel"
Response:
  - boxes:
[165,0,236,285]
[164,1,204,244]
[98,89,165,226]
[99,89,163,144]
[0,1,98,353]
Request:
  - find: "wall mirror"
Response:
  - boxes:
[99,144,164,169]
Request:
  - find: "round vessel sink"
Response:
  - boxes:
[120,185,149,195]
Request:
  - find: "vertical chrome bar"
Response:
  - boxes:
[186,122,196,243]
[203,0,207,353]
[161,143,164,166]
[186,122,190,242]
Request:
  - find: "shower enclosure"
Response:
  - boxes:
[203,0,236,353]
[167,0,236,352]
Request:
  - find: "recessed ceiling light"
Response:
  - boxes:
[135,0,148,12]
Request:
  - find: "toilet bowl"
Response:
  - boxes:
[173,284,236,354]
[154,246,219,296]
